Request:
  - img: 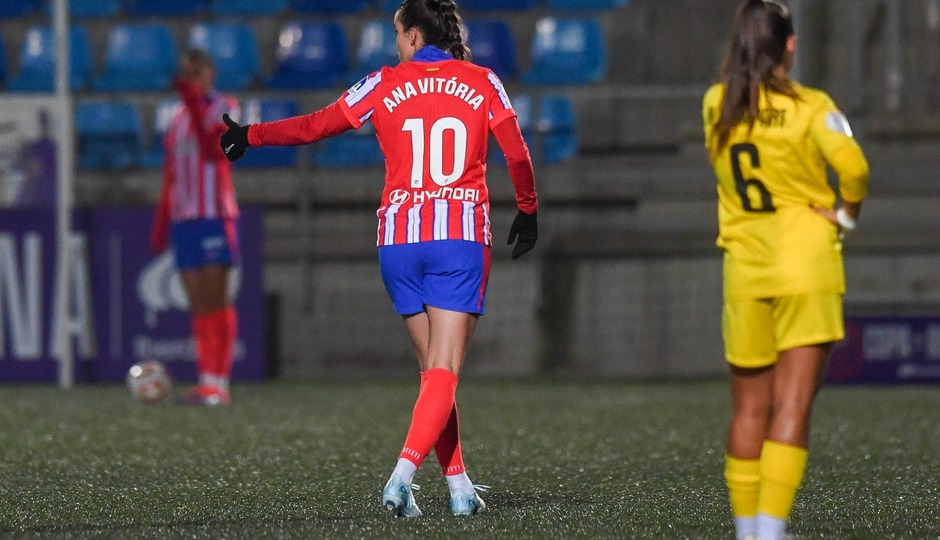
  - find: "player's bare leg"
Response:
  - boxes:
[404,311,429,365]
[406,306,477,374]
[726,364,772,539]
[740,343,831,540]
[181,264,228,315]
[384,307,484,516]
[768,344,832,447]
[727,365,773,459]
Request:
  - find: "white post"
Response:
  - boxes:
[885,0,903,112]
[788,0,803,82]
[846,0,867,113]
[53,0,75,389]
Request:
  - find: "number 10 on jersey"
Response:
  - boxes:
[402,117,468,189]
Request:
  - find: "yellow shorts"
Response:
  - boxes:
[722,292,845,368]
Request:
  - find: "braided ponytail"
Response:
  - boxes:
[398,0,472,61]
[438,0,472,60]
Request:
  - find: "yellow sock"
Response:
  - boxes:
[758,440,808,519]
[725,454,760,518]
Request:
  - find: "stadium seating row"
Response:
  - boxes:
[76,94,577,169]
[0,0,628,19]
[1,17,607,91]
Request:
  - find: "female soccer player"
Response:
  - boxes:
[220,0,538,517]
[152,49,240,406]
[703,1,869,539]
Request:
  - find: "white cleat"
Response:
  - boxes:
[450,484,488,516]
[381,474,422,518]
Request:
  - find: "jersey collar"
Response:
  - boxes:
[413,45,453,63]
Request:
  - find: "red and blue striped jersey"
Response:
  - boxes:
[162,81,239,223]
[339,57,520,247]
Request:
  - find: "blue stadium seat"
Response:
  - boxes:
[522,18,607,85]
[546,0,628,9]
[489,94,578,164]
[188,23,259,91]
[465,20,517,81]
[537,95,578,164]
[235,99,300,167]
[210,0,287,16]
[267,22,349,90]
[70,0,120,16]
[0,31,6,88]
[376,0,400,12]
[42,0,121,17]
[40,0,121,17]
[76,101,143,169]
[514,93,533,133]
[95,24,177,91]
[141,99,181,168]
[291,0,368,13]
[123,0,205,16]
[459,0,537,11]
[313,123,383,168]
[350,19,397,83]
[9,25,93,92]
[0,0,37,18]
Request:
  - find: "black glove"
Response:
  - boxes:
[220,113,249,162]
[507,210,538,260]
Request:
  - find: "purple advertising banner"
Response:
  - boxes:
[0,207,265,383]
[0,209,71,381]
[89,206,266,382]
[828,316,940,384]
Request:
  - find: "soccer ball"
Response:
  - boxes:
[126,360,173,404]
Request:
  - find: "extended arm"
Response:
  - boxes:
[250,102,353,147]
[151,166,172,253]
[221,101,354,161]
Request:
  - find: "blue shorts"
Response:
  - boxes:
[379,240,490,316]
[171,218,239,270]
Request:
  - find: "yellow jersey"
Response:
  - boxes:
[702,82,869,300]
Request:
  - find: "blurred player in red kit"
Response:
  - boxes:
[221,0,538,517]
[153,49,240,406]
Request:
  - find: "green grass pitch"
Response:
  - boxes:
[0,379,937,539]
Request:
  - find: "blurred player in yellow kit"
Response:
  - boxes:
[703,1,869,539]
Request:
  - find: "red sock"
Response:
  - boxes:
[435,404,465,476]
[217,305,237,378]
[193,307,235,381]
[400,368,458,467]
[192,313,215,379]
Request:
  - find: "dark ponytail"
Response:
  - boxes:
[397,0,472,61]
[711,0,797,154]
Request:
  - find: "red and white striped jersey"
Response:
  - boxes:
[163,82,239,223]
[338,57,519,247]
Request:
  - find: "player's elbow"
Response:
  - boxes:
[839,162,870,203]
[832,147,870,202]
[502,142,532,166]
[504,155,531,170]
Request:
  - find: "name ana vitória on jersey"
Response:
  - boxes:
[383,77,485,113]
